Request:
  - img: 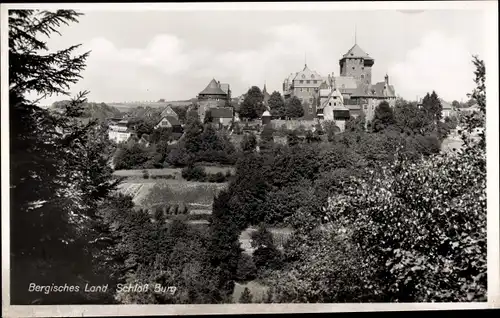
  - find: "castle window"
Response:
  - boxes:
[361,67,365,70]
[329,102,332,106]
[300,80,304,84]
[302,74,306,79]
[361,74,365,79]
[313,80,317,84]
[306,80,310,84]
[334,103,336,106]
[311,74,315,79]
[352,67,355,70]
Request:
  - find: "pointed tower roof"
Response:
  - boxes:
[263,82,271,104]
[199,78,227,95]
[342,44,374,60]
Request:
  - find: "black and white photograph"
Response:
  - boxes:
[1,1,499,316]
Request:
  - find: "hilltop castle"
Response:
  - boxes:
[282,41,396,123]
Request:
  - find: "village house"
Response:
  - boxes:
[317,79,350,132]
[207,107,234,129]
[440,99,456,120]
[108,119,133,143]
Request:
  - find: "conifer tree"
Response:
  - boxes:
[9,10,120,304]
[239,287,253,303]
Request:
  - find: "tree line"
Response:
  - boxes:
[239,86,304,120]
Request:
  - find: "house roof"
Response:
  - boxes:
[199,78,228,96]
[220,83,230,94]
[320,88,346,109]
[351,82,396,98]
[158,116,181,126]
[160,105,178,118]
[319,76,358,95]
[292,64,323,82]
[372,82,396,97]
[210,107,233,118]
[342,43,374,60]
[440,99,453,110]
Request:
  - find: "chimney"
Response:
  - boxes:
[385,74,389,85]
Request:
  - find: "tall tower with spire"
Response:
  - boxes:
[339,27,375,86]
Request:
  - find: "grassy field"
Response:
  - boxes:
[117,178,229,211]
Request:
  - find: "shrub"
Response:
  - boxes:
[181,165,207,181]
[142,169,150,179]
[207,172,226,183]
[239,287,253,303]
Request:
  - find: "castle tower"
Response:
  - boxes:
[339,42,375,86]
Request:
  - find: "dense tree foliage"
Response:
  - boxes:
[372,101,396,132]
[422,91,443,124]
[285,96,304,119]
[239,86,265,120]
[268,91,286,119]
[167,119,236,167]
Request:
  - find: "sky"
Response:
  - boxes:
[35,7,489,105]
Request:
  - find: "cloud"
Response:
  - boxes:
[44,23,328,104]
[388,31,475,101]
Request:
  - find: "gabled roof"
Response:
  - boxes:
[342,44,374,60]
[320,88,346,109]
[372,82,396,97]
[440,99,453,110]
[292,64,322,81]
[158,116,181,127]
[210,107,233,118]
[220,83,230,94]
[160,105,178,118]
[199,79,228,96]
[351,82,396,98]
